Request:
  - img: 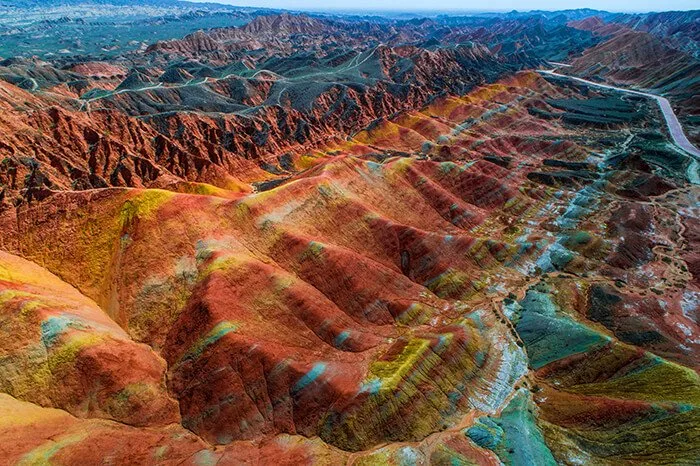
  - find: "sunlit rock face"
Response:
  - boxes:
[0,7,699,465]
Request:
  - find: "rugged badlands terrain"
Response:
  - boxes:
[0,4,699,465]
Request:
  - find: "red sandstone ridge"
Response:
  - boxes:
[69,62,128,79]
[240,13,329,35]
[570,30,693,73]
[0,8,699,465]
[147,13,334,57]
[0,251,180,427]
[1,65,698,460]
[0,42,532,208]
[568,16,627,36]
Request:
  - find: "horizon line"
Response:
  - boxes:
[183,1,700,15]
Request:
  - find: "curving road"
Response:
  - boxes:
[538,70,700,184]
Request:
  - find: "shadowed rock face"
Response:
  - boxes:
[0,8,699,466]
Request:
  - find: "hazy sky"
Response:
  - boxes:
[196,1,698,13]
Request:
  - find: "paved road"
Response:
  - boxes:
[538,70,700,184]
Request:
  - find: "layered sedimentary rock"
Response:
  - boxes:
[1,8,699,465]
[1,65,699,462]
[0,251,179,427]
[0,39,535,207]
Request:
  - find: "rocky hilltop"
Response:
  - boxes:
[0,7,699,465]
[0,15,543,205]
